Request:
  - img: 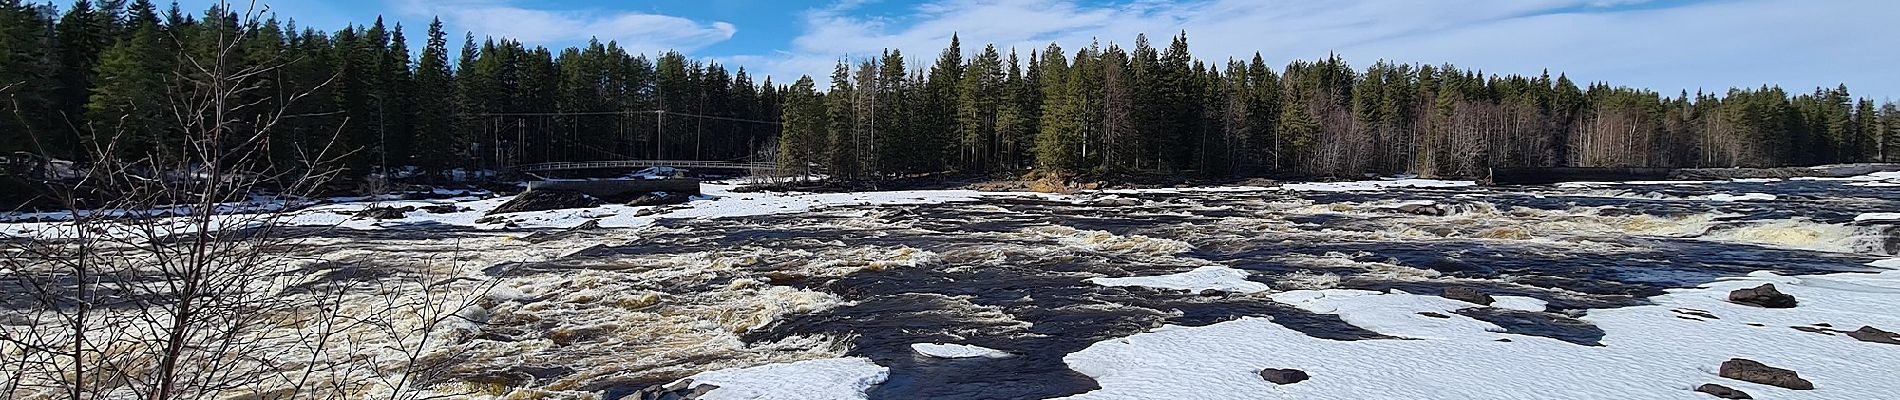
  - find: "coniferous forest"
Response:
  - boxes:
[3,1,1897,184]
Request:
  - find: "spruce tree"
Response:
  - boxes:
[412,18,456,174]
[83,10,166,157]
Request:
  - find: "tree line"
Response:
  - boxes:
[779,33,1900,179]
[5,1,1896,186]
[1,0,784,184]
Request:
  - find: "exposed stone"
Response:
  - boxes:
[1695,383,1752,399]
[1199,289,1226,297]
[1718,358,1813,390]
[1848,326,1900,345]
[1418,312,1450,319]
[1727,284,1797,308]
[570,220,602,231]
[422,204,463,214]
[487,191,601,216]
[354,206,413,220]
[628,191,692,207]
[1442,287,1495,306]
[620,379,721,400]
[1258,368,1309,385]
[1391,202,1446,216]
[763,271,809,285]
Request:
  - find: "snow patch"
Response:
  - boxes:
[1706,193,1777,202]
[910,343,1012,359]
[1854,213,1900,222]
[1059,270,1900,399]
[1087,265,1272,294]
[1278,179,1476,192]
[681,357,889,400]
[1491,296,1549,312]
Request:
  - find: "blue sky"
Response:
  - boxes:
[185,0,1896,97]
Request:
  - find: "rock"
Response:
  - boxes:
[1418,312,1450,319]
[1392,202,1446,216]
[1442,287,1495,306]
[354,206,413,220]
[1695,383,1752,399]
[1727,284,1797,308]
[1199,289,1226,297]
[421,204,463,214]
[570,220,602,231]
[1258,368,1309,385]
[621,379,721,400]
[487,190,601,216]
[763,271,809,285]
[1848,326,1900,345]
[1718,358,1813,390]
[628,191,692,207]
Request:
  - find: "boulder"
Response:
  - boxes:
[1727,284,1797,308]
[1391,202,1446,216]
[487,191,601,216]
[1442,287,1495,306]
[354,206,413,220]
[628,191,692,207]
[1847,326,1900,345]
[1258,368,1309,385]
[1199,289,1226,297]
[620,379,720,400]
[1718,358,1813,390]
[421,204,463,214]
[1695,383,1752,399]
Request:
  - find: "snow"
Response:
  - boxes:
[1057,270,1900,399]
[1086,265,1273,294]
[1872,258,1900,269]
[680,357,889,400]
[1854,213,1900,222]
[1706,193,1777,202]
[911,343,1012,359]
[1277,179,1476,192]
[1490,295,1549,312]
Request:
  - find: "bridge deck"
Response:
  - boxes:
[513,160,778,173]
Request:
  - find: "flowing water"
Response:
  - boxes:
[13,178,1894,399]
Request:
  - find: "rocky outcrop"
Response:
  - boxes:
[1442,287,1495,306]
[354,206,413,220]
[1727,284,1797,308]
[1258,368,1309,385]
[1718,358,1813,390]
[487,191,601,216]
[421,204,464,214]
[1848,326,1900,345]
[1695,383,1752,399]
[628,191,692,207]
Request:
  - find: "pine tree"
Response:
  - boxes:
[824,60,860,179]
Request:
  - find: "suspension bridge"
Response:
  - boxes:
[462,108,786,175]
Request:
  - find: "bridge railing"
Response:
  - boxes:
[512,160,779,173]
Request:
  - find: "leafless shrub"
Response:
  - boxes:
[0,2,489,399]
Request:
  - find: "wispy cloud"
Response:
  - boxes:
[731,0,1899,98]
[391,0,737,52]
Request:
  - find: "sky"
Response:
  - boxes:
[184,0,1896,98]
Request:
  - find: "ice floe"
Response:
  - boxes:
[1854,213,1900,222]
[1087,265,1273,294]
[911,343,1012,359]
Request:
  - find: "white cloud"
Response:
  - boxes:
[391,0,737,53]
[731,0,1899,99]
